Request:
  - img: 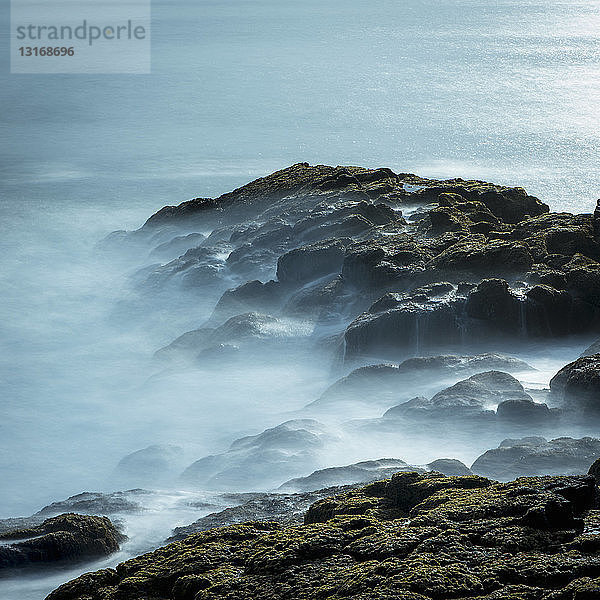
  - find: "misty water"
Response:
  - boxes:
[1,0,600,598]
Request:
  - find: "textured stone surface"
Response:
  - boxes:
[46,473,600,600]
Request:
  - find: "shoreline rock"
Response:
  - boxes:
[46,472,600,600]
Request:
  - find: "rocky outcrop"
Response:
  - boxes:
[276,239,347,284]
[131,164,600,369]
[47,472,600,600]
[384,371,531,422]
[279,458,420,492]
[168,487,357,541]
[427,458,473,476]
[0,513,123,570]
[35,491,144,517]
[471,436,600,480]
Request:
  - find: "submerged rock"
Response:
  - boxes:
[471,436,600,480]
[0,513,123,571]
[47,472,600,600]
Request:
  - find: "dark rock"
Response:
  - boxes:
[588,458,600,484]
[281,275,349,320]
[344,300,463,362]
[524,284,574,336]
[472,437,600,480]
[550,355,600,415]
[168,487,357,541]
[341,234,432,290]
[465,278,523,336]
[430,235,533,275]
[157,312,308,362]
[384,371,531,422]
[427,458,473,476]
[35,491,145,517]
[211,279,283,323]
[0,513,123,570]
[311,353,533,410]
[511,212,599,261]
[496,397,554,424]
[276,239,346,284]
[49,473,600,600]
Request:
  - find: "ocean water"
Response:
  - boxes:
[0,0,599,597]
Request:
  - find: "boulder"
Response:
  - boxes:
[427,458,473,476]
[0,513,123,570]
[471,436,600,480]
[211,280,283,323]
[311,354,533,410]
[344,301,463,361]
[341,234,432,289]
[276,239,346,284]
[384,371,531,421]
[430,235,533,275]
[35,491,144,517]
[465,278,523,336]
[169,487,355,541]
[550,354,600,415]
[496,397,554,424]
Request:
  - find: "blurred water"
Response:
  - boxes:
[0,0,599,561]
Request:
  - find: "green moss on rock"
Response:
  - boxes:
[46,472,600,599]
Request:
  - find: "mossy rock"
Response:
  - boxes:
[46,472,600,599]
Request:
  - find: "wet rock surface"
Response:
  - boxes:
[0,513,124,571]
[134,163,600,366]
[54,165,600,599]
[168,487,357,542]
[550,354,600,416]
[382,371,548,427]
[46,472,600,600]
